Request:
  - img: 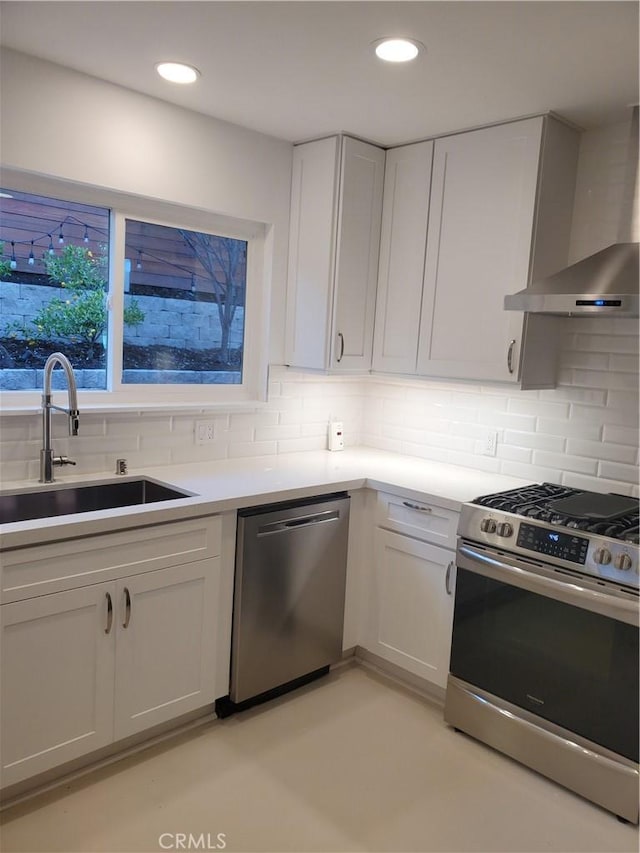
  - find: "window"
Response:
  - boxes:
[0,182,266,408]
[0,190,110,390]
[122,219,246,386]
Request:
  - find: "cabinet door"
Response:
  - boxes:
[369,529,456,688]
[417,118,544,382]
[114,558,220,740]
[373,141,433,374]
[285,136,340,369]
[1,584,115,787]
[331,136,385,371]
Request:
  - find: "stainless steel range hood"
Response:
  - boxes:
[506,107,639,318]
[504,242,639,317]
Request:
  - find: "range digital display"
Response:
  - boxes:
[517,522,589,564]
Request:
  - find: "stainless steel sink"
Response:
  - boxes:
[0,478,192,524]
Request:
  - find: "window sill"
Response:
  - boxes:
[0,399,269,417]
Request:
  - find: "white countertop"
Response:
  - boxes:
[0,448,531,549]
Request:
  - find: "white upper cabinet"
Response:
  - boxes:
[372,141,434,374]
[285,135,385,371]
[373,116,579,388]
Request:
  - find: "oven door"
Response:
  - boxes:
[450,541,639,762]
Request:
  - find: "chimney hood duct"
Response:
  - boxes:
[505,108,639,318]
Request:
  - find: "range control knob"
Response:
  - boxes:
[496,522,513,538]
[594,548,612,565]
[480,518,497,533]
[614,553,633,572]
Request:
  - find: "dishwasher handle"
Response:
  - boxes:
[257,509,340,536]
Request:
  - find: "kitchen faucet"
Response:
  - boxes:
[40,352,80,483]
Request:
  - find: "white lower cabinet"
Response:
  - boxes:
[114,560,219,740]
[369,526,456,689]
[1,517,222,790]
[1,584,115,785]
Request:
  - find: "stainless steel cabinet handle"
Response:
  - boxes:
[337,332,345,363]
[507,339,516,374]
[105,592,113,634]
[445,561,454,596]
[122,587,131,629]
[258,510,339,536]
[402,501,432,513]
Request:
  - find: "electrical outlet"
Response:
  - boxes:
[195,420,215,445]
[328,420,344,451]
[479,429,498,457]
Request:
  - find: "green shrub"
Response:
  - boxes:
[5,245,144,347]
[0,243,13,279]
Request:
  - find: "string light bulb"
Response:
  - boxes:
[136,250,143,271]
[47,234,55,254]
[83,225,90,243]
[10,242,17,270]
[58,227,64,244]
[28,241,35,265]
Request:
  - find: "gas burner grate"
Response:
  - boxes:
[472,483,639,542]
[472,483,575,512]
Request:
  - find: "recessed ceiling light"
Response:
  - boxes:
[374,38,423,63]
[155,62,200,84]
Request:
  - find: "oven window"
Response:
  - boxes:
[450,568,639,761]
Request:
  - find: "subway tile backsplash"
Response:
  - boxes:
[0,370,366,484]
[362,316,639,497]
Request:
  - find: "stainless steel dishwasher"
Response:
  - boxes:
[220,492,350,713]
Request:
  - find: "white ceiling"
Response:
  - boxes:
[1,1,638,146]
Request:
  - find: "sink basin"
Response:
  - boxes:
[0,478,192,524]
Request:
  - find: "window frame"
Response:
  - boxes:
[0,171,271,412]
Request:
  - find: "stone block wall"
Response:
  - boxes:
[0,281,245,351]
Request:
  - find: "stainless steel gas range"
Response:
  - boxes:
[444,482,639,823]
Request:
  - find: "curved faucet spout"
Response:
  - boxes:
[44,352,79,426]
[40,352,80,482]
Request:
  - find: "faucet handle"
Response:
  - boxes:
[54,456,77,468]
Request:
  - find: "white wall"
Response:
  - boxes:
[569,116,639,259]
[0,47,293,364]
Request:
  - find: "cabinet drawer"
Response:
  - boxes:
[1,515,222,604]
[374,492,458,548]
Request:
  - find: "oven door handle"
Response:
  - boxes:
[457,544,639,627]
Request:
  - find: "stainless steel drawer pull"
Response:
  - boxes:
[123,587,131,629]
[337,332,345,363]
[445,561,454,595]
[507,339,516,374]
[402,501,432,513]
[105,592,113,634]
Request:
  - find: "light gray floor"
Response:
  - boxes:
[1,664,638,853]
